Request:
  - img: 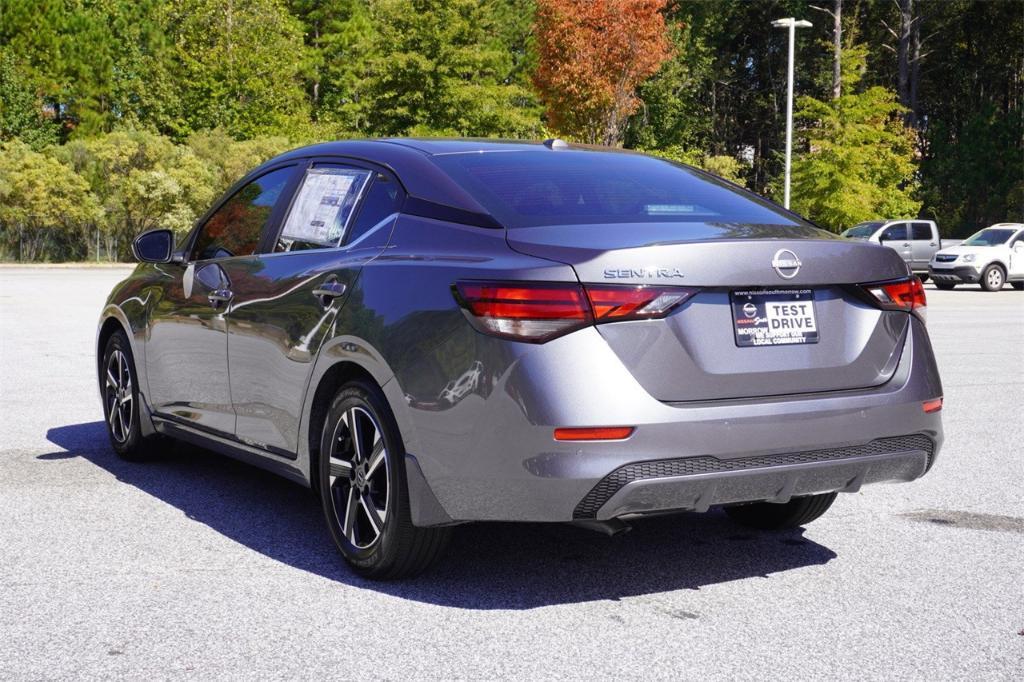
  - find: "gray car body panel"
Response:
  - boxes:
[97,138,944,526]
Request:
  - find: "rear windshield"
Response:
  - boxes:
[430,150,805,229]
[842,222,883,238]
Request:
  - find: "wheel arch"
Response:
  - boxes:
[96,308,132,394]
[96,306,158,438]
[986,260,1008,275]
[305,360,380,494]
[300,349,451,526]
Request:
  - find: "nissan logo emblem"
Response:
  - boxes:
[742,302,757,317]
[771,249,801,279]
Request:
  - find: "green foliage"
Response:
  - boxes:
[0,140,99,260]
[788,45,920,231]
[362,0,542,137]
[157,0,311,139]
[53,129,217,255]
[0,50,59,150]
[624,10,713,154]
[187,129,293,195]
[641,146,744,183]
[0,0,1020,259]
[288,0,377,130]
[701,155,745,184]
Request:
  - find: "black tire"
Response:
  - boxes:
[724,492,838,530]
[101,330,161,461]
[934,281,956,290]
[319,381,451,579]
[1011,281,1024,291]
[916,273,929,283]
[980,264,1005,291]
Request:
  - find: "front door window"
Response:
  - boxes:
[191,167,294,261]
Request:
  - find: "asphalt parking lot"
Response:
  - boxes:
[1,265,1022,679]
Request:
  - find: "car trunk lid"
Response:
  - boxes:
[508,223,912,401]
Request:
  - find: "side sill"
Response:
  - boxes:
[153,417,308,488]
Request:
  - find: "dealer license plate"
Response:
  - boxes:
[731,289,819,347]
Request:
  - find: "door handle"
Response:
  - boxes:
[207,288,233,307]
[312,281,347,305]
[902,242,910,247]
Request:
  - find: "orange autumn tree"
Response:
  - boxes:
[533,0,673,146]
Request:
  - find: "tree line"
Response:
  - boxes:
[1,0,1021,261]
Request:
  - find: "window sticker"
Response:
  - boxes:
[280,168,371,247]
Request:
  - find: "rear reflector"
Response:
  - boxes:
[862,277,927,313]
[922,398,943,413]
[454,280,698,342]
[554,427,635,441]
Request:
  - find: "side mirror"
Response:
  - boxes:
[132,229,175,263]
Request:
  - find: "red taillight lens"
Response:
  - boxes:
[585,285,700,321]
[922,398,943,413]
[862,277,927,313]
[454,281,590,342]
[454,281,698,342]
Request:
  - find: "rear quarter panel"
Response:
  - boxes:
[298,215,575,492]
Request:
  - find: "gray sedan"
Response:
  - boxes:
[97,139,944,578]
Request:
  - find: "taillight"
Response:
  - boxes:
[454,281,698,343]
[585,285,699,321]
[454,281,590,342]
[862,277,927,313]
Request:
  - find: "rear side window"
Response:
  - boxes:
[274,167,372,252]
[344,173,404,245]
[430,150,804,229]
[191,166,294,260]
[911,222,933,240]
[881,223,908,241]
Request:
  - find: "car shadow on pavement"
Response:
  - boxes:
[45,421,837,609]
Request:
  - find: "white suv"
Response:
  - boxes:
[929,223,1024,291]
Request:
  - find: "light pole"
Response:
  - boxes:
[771,17,812,210]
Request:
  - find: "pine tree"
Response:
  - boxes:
[789,45,920,231]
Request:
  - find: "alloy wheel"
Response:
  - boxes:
[987,268,1003,289]
[105,349,133,443]
[328,406,390,549]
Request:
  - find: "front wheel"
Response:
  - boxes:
[916,273,929,283]
[724,492,838,530]
[101,330,162,460]
[319,381,451,579]
[934,281,956,290]
[980,264,1005,291]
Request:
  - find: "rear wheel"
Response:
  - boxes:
[981,264,1005,291]
[934,281,956,290]
[724,492,838,530]
[319,381,451,579]
[917,273,929,283]
[101,330,162,460]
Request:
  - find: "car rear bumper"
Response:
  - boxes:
[579,435,933,520]
[929,265,980,283]
[394,316,944,525]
